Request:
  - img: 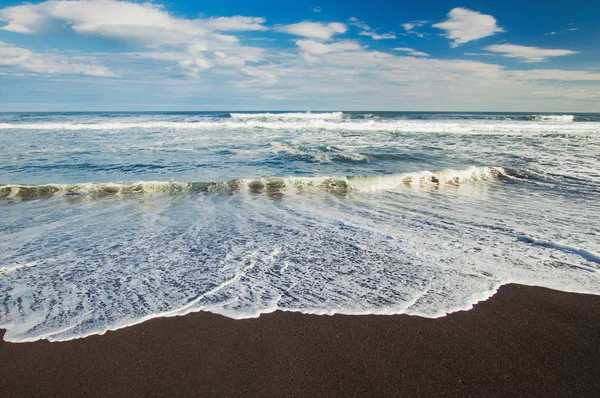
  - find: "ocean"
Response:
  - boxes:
[0,111,599,342]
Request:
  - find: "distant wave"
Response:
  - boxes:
[230,112,579,123]
[230,112,344,120]
[1,119,598,134]
[1,166,511,201]
[529,114,574,122]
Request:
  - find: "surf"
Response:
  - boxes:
[0,166,512,201]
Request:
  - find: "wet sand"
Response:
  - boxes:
[1,284,600,397]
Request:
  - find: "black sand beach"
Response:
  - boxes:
[2,284,600,397]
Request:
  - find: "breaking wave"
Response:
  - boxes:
[1,119,597,134]
[230,112,344,120]
[0,166,510,201]
[529,115,575,122]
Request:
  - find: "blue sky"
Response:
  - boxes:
[0,0,598,111]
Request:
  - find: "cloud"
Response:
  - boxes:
[463,52,493,57]
[296,40,362,63]
[401,20,429,39]
[297,40,362,55]
[277,21,346,40]
[202,16,267,31]
[433,8,504,47]
[3,40,600,111]
[226,42,600,110]
[507,69,600,81]
[0,1,268,78]
[545,26,580,36]
[348,17,396,40]
[0,41,116,76]
[0,1,267,46]
[393,47,429,57]
[0,1,598,111]
[402,20,428,32]
[239,66,278,85]
[2,1,203,43]
[310,6,322,13]
[360,31,396,40]
[485,44,579,62]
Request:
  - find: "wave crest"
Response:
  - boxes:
[530,114,574,122]
[1,166,510,201]
[2,119,595,134]
[230,112,344,120]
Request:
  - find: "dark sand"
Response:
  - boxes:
[2,284,600,397]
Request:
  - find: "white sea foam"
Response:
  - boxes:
[0,166,509,201]
[517,235,600,266]
[1,119,598,135]
[344,166,505,192]
[1,180,599,342]
[531,114,575,122]
[230,112,344,120]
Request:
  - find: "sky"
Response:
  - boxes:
[0,0,598,111]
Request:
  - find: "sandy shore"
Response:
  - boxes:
[1,284,600,397]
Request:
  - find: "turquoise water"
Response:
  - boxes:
[1,111,599,342]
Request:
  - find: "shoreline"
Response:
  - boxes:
[2,284,600,397]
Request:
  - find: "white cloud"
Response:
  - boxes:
[0,41,116,76]
[297,40,362,55]
[0,1,267,45]
[433,8,503,47]
[1,1,205,43]
[0,1,268,78]
[225,43,600,111]
[402,20,428,32]
[3,41,600,111]
[393,47,429,57]
[507,69,600,81]
[202,16,267,31]
[348,17,396,40]
[401,20,429,39]
[485,44,579,62]
[310,6,322,13]
[359,31,396,40]
[296,40,362,63]
[277,21,346,40]
[464,52,493,57]
[239,66,278,85]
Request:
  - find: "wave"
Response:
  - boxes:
[1,119,597,134]
[529,114,574,122]
[230,112,344,120]
[229,112,578,123]
[0,166,510,201]
[517,235,600,266]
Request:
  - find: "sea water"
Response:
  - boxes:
[0,111,599,342]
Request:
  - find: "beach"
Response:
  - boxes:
[2,284,600,397]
